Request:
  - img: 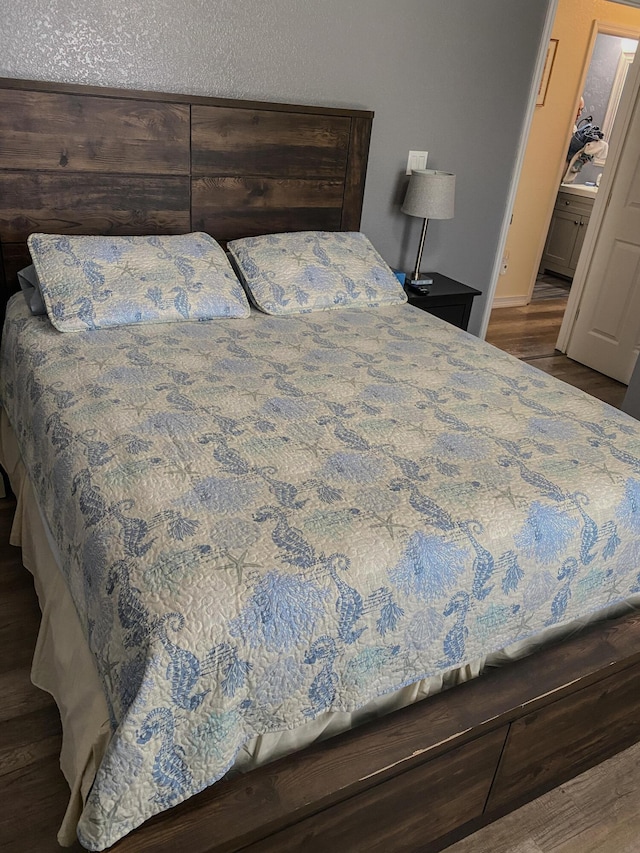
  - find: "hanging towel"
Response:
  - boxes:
[562,139,609,183]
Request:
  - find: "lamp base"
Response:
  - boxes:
[407,274,434,287]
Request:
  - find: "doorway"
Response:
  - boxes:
[524,32,639,355]
[539,34,637,276]
[485,6,640,363]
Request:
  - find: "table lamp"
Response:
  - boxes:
[401,169,455,286]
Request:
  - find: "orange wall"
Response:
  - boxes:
[494,0,640,304]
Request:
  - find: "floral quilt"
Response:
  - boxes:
[2,295,640,850]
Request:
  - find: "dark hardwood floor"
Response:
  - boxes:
[486,297,569,360]
[486,285,627,409]
[0,298,632,852]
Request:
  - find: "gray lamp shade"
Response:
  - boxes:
[401,169,455,220]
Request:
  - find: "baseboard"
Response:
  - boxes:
[491,295,530,308]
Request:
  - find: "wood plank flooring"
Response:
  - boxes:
[0,299,635,852]
[486,298,570,360]
[485,288,627,408]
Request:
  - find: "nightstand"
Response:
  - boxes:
[403,273,481,331]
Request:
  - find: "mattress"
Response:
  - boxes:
[3,294,640,849]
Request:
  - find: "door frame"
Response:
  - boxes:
[477,0,559,339]
[557,25,640,351]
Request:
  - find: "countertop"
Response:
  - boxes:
[559,182,598,198]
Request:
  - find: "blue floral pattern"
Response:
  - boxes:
[27,232,250,331]
[228,231,407,315]
[1,294,640,849]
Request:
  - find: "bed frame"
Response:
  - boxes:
[1,77,640,853]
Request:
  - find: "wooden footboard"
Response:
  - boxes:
[109,607,640,852]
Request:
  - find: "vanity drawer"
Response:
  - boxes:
[555,191,594,217]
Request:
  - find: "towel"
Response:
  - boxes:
[562,139,609,184]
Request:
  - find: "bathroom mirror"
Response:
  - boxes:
[596,44,637,163]
[582,34,638,168]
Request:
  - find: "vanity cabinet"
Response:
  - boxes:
[541,190,594,279]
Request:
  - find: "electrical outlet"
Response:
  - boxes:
[406,150,428,175]
[500,251,510,275]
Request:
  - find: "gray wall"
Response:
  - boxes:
[0,0,551,335]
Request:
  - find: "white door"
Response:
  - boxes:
[564,54,640,384]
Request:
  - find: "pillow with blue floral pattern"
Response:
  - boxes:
[27,232,250,331]
[227,231,407,316]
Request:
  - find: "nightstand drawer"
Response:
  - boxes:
[424,302,469,328]
[403,273,481,331]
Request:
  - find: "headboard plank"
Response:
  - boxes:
[0,90,190,174]
[192,106,350,178]
[0,76,373,117]
[342,116,373,231]
[0,243,30,292]
[0,77,374,302]
[0,173,191,242]
[192,177,344,242]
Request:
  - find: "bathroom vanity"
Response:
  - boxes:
[540,183,597,279]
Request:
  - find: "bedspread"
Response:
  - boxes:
[3,295,640,849]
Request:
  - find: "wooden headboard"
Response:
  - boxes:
[0,77,373,299]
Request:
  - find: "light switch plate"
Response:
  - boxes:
[406,150,428,175]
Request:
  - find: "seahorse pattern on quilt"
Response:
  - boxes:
[2,295,640,850]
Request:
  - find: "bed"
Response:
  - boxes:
[2,77,640,853]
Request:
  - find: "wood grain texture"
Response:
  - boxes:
[0,706,62,777]
[0,755,84,853]
[487,661,640,813]
[527,355,627,408]
[0,76,374,118]
[0,172,191,242]
[0,89,190,174]
[486,297,569,359]
[192,176,343,241]
[242,728,507,853]
[341,116,372,231]
[445,739,640,853]
[192,106,350,178]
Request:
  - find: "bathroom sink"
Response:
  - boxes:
[560,183,598,198]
